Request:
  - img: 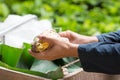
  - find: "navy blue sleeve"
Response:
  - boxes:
[78,42,120,74]
[97,30,120,42]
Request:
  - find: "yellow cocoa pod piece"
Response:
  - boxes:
[31,37,49,53]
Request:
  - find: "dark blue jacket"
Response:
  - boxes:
[78,30,120,74]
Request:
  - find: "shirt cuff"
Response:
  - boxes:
[77,44,91,71]
[96,35,104,42]
[77,43,101,73]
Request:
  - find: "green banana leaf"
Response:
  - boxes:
[16,58,29,69]
[0,61,63,79]
[67,64,81,73]
[0,44,64,79]
[0,61,47,78]
[1,44,23,67]
[30,59,59,73]
[46,67,64,80]
[18,43,34,69]
[30,59,64,79]
[53,59,65,66]
[62,57,81,73]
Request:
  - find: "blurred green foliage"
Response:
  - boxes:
[0,0,120,35]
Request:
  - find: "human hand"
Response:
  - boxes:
[59,30,98,44]
[29,35,79,60]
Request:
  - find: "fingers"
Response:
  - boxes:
[29,49,56,60]
[29,49,46,60]
[59,30,72,40]
[37,35,54,43]
[29,49,40,57]
[59,31,68,37]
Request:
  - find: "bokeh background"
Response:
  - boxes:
[0,0,120,35]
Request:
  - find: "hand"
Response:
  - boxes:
[59,30,98,44]
[29,35,79,60]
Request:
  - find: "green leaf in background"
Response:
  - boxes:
[0,2,10,21]
[1,0,120,34]
[30,59,59,73]
[0,3,9,17]
[19,43,34,69]
[1,44,22,67]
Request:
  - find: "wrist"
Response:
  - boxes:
[88,36,98,43]
[67,43,79,57]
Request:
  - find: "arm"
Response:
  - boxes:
[59,30,98,44]
[97,30,120,42]
[78,42,120,74]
